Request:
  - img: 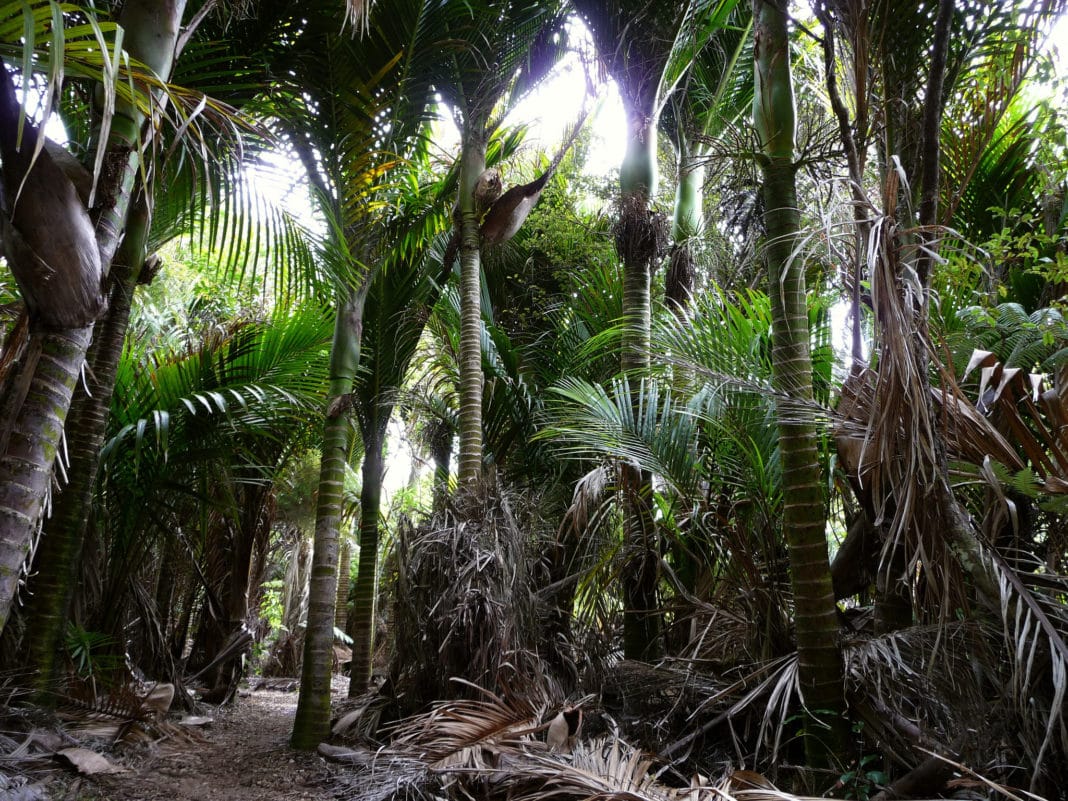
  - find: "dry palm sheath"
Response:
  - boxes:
[0,60,105,331]
[442,104,592,274]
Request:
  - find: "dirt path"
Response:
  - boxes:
[52,687,343,801]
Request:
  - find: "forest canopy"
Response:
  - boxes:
[0,1,1067,799]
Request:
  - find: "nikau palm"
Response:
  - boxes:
[433,1,566,485]
[281,1,441,747]
[0,0,189,634]
[574,0,740,658]
[752,0,844,760]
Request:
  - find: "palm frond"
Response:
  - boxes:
[390,686,545,768]
[544,376,704,499]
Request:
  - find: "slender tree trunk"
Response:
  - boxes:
[291,279,368,749]
[753,0,845,762]
[0,0,186,635]
[335,538,351,634]
[456,121,488,485]
[22,196,150,695]
[618,106,663,660]
[430,421,452,518]
[348,425,384,694]
[0,327,94,633]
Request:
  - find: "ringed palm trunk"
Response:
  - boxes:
[456,119,488,485]
[430,419,453,518]
[618,108,662,659]
[336,537,352,634]
[348,420,385,693]
[753,0,844,762]
[21,195,151,694]
[291,279,368,750]
[0,0,186,635]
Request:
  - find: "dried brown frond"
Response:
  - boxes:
[55,680,199,745]
[665,244,697,313]
[328,747,442,801]
[386,481,563,716]
[389,687,545,769]
[509,734,674,801]
[844,623,985,766]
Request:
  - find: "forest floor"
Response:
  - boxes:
[44,680,346,801]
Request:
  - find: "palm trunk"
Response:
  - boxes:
[22,196,150,694]
[349,425,384,694]
[666,132,705,314]
[753,0,845,763]
[336,538,352,634]
[291,279,367,749]
[456,121,488,485]
[0,0,186,635]
[0,326,94,633]
[619,107,663,660]
[430,420,453,518]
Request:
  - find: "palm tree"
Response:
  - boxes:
[663,10,752,311]
[347,139,457,691]
[432,1,567,485]
[571,0,740,658]
[0,0,195,634]
[269,0,443,748]
[15,4,314,693]
[752,0,844,761]
[83,302,332,683]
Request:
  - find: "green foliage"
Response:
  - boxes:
[64,624,123,682]
[837,753,889,801]
[951,302,1068,373]
[970,460,1068,518]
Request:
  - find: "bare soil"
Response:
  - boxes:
[47,684,344,801]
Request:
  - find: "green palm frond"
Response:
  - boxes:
[954,302,1068,372]
[657,0,744,118]
[434,1,563,127]
[664,4,752,151]
[544,376,704,499]
[650,286,775,397]
[104,303,332,469]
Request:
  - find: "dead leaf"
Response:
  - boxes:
[54,747,126,775]
[142,683,175,717]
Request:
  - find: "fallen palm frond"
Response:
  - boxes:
[500,738,824,801]
[55,680,200,745]
[327,746,443,801]
[662,654,798,766]
[510,735,672,801]
[843,623,983,766]
[389,684,546,769]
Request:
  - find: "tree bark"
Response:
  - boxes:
[754,0,845,763]
[336,537,352,634]
[0,0,187,635]
[456,120,488,485]
[22,195,149,695]
[348,427,384,693]
[291,279,367,749]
